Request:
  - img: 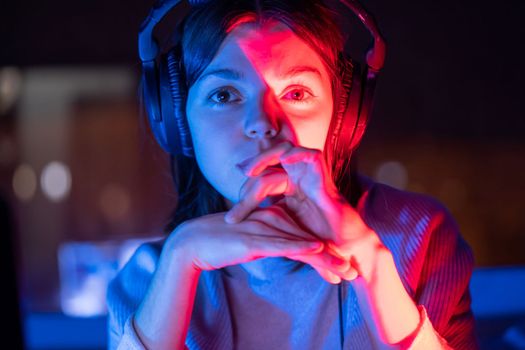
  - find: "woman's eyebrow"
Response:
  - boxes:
[197,68,244,84]
[196,65,322,85]
[279,65,322,79]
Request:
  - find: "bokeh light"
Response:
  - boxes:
[41,161,72,202]
[374,160,408,190]
[12,163,38,202]
[98,183,131,223]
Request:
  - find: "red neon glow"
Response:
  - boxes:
[208,20,425,345]
[130,18,458,350]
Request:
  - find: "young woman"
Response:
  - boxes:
[107,0,478,348]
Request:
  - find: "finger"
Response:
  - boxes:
[279,147,339,202]
[312,264,358,283]
[313,266,342,284]
[343,268,359,281]
[289,249,359,281]
[243,209,358,280]
[248,234,324,258]
[279,146,324,165]
[290,249,349,273]
[246,204,317,240]
[225,170,289,224]
[239,141,294,176]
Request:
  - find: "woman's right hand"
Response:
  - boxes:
[170,205,355,282]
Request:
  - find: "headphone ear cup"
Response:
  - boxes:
[141,55,184,156]
[141,59,173,154]
[336,55,369,153]
[165,46,194,157]
[141,44,193,156]
[330,56,356,160]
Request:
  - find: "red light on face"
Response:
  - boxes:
[225,20,335,151]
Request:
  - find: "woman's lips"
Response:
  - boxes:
[236,156,284,173]
[235,156,255,171]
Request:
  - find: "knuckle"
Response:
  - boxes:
[308,149,323,161]
[253,176,270,192]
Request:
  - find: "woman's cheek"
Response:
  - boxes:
[286,115,331,150]
[192,130,246,203]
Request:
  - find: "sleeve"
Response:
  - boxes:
[114,315,148,350]
[410,208,479,349]
[106,242,163,350]
[114,315,191,350]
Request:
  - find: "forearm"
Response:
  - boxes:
[353,247,421,345]
[134,234,201,349]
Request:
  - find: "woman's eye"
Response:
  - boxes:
[209,87,242,106]
[282,87,315,104]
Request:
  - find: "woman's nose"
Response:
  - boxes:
[245,120,278,138]
[244,95,280,139]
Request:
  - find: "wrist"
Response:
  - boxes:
[166,223,202,276]
[365,249,421,344]
[335,229,386,283]
[362,242,393,286]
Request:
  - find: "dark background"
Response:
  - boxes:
[0,0,524,313]
[2,0,524,140]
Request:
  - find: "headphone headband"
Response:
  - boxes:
[139,0,385,71]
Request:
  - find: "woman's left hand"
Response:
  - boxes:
[225,141,388,284]
[226,142,426,344]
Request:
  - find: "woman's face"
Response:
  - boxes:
[186,20,334,206]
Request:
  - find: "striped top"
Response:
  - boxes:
[107,174,478,349]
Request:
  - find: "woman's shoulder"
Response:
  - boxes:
[118,238,165,280]
[106,238,166,345]
[356,173,468,245]
[356,173,452,223]
[355,172,467,245]
[106,238,166,331]
[355,174,474,294]
[126,238,165,272]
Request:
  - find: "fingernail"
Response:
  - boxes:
[224,211,237,224]
[331,276,342,284]
[343,269,358,281]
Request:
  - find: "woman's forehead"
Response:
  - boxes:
[205,20,328,80]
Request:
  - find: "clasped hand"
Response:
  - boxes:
[224,141,387,284]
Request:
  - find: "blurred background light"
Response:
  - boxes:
[0,66,22,115]
[98,183,131,223]
[57,238,157,317]
[12,163,37,202]
[374,160,408,190]
[40,161,71,202]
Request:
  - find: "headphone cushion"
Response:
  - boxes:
[330,55,357,153]
[161,46,194,156]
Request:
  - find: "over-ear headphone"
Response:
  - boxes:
[138,0,385,159]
